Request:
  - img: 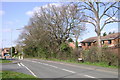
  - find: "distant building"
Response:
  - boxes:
[80,33,120,50]
[68,42,75,49]
[1,48,10,58]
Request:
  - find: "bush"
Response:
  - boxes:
[59,42,73,59]
[60,43,71,52]
[68,38,74,42]
[82,46,118,66]
[82,46,99,63]
[37,47,48,58]
[101,46,118,66]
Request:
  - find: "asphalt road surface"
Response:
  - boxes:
[1,58,118,80]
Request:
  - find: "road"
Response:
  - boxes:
[1,58,118,80]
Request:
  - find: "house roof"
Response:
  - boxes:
[81,33,120,43]
[102,33,120,40]
[4,48,10,50]
[81,37,97,43]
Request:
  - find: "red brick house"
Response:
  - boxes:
[1,48,10,58]
[68,42,75,49]
[68,42,82,49]
[80,33,120,50]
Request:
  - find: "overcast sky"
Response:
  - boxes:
[0,2,118,48]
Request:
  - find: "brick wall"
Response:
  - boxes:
[81,38,120,49]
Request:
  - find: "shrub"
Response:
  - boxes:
[68,38,74,42]
[82,46,99,63]
[101,46,118,66]
[60,42,73,59]
[82,46,118,66]
[60,43,69,52]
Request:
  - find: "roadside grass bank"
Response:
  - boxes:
[25,56,118,69]
[0,71,41,80]
[0,59,12,63]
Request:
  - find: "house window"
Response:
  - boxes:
[102,41,104,45]
[6,50,9,52]
[108,40,112,44]
[87,42,91,46]
[83,43,85,46]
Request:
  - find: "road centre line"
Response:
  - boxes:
[84,75,96,78]
[42,60,118,74]
[20,63,37,77]
[47,65,58,68]
[26,60,76,73]
[17,63,21,66]
[61,69,76,73]
[25,60,101,78]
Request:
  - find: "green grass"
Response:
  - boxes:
[25,56,118,68]
[0,71,42,80]
[0,59,12,63]
[0,71,36,78]
[47,58,118,68]
[79,61,118,68]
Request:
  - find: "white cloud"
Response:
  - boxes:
[26,3,61,17]
[26,11,34,16]
[0,10,5,16]
[43,3,61,8]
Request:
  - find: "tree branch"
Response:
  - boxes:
[100,2,117,20]
[81,20,96,28]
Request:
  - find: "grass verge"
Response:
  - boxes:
[47,58,118,68]
[0,59,12,63]
[25,56,118,68]
[0,71,42,80]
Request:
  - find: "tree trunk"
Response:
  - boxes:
[97,35,101,48]
[97,34,102,61]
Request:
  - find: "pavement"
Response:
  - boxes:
[1,58,119,80]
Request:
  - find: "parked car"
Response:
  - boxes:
[4,54,10,59]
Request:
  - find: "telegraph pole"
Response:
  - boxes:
[11,29,12,59]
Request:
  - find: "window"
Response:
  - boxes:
[87,42,91,46]
[102,41,104,45]
[82,43,85,46]
[108,40,112,44]
[6,50,9,52]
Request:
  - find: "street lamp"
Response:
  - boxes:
[10,28,23,59]
[10,29,12,59]
[15,28,23,59]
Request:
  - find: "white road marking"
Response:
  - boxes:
[19,63,24,66]
[42,63,48,65]
[61,69,76,73]
[20,63,37,77]
[17,63,21,66]
[24,60,101,78]
[40,59,118,74]
[59,63,64,64]
[25,60,76,74]
[48,65,58,68]
[24,60,105,79]
[32,61,37,63]
[84,75,95,78]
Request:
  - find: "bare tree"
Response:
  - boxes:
[32,3,85,45]
[77,2,120,48]
[72,23,86,48]
[17,3,86,58]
